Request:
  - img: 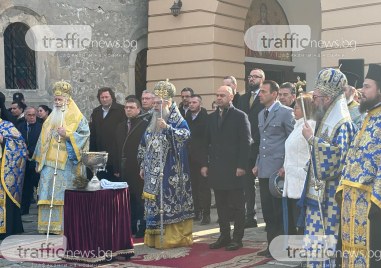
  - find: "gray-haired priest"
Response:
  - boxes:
[138,80,194,249]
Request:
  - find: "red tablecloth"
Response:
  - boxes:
[62,188,134,263]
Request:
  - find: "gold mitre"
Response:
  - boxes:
[153,79,176,99]
[53,80,72,98]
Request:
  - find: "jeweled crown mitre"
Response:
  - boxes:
[315,68,347,97]
[153,79,176,99]
[53,80,72,98]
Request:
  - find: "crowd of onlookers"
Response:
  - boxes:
[1,64,379,267]
[0,92,52,216]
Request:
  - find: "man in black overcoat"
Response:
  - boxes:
[114,97,149,238]
[185,94,210,224]
[18,107,42,215]
[90,87,126,181]
[201,86,252,251]
[237,68,266,228]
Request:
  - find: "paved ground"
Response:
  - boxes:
[0,185,300,267]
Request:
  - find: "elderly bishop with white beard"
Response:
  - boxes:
[33,81,90,234]
[138,80,194,249]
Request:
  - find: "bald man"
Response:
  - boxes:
[201,86,252,251]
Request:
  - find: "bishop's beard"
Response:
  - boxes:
[146,106,170,133]
[50,105,67,128]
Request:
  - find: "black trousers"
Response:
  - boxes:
[244,172,256,220]
[130,191,145,233]
[369,203,381,268]
[0,195,24,240]
[214,188,245,242]
[259,178,283,245]
[287,198,303,235]
[190,161,211,216]
[21,161,40,214]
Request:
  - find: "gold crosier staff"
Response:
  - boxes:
[154,80,171,249]
[297,78,329,263]
[46,82,68,243]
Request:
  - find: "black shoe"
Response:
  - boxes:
[194,211,202,221]
[257,248,272,258]
[200,215,210,225]
[244,218,258,228]
[225,241,243,251]
[209,236,231,249]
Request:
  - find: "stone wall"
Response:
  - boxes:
[0,0,148,118]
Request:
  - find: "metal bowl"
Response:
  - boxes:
[81,151,108,168]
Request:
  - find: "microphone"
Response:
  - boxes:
[136,110,153,120]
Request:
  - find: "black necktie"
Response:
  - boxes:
[264,109,269,121]
[26,124,31,145]
[218,109,223,128]
[127,120,131,134]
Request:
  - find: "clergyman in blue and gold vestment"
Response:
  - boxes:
[138,80,194,249]
[299,68,357,268]
[33,81,89,234]
[336,64,381,268]
[0,118,27,239]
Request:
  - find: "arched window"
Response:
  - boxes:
[135,48,147,99]
[4,22,37,89]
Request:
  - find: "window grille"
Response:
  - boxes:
[4,22,37,89]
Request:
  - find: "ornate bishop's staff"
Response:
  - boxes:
[297,77,328,257]
[46,82,68,243]
[154,79,171,249]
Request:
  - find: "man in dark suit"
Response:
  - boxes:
[252,80,295,258]
[185,94,210,224]
[89,87,126,181]
[237,68,265,228]
[201,86,252,251]
[178,87,194,117]
[19,107,42,215]
[114,97,149,238]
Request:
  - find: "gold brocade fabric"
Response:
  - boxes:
[33,100,83,171]
[37,204,64,235]
[144,219,193,249]
[336,106,381,268]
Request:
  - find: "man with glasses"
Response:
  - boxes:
[237,68,265,229]
[19,107,42,215]
[300,68,357,268]
[141,90,155,113]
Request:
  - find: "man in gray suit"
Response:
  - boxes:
[252,80,295,258]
